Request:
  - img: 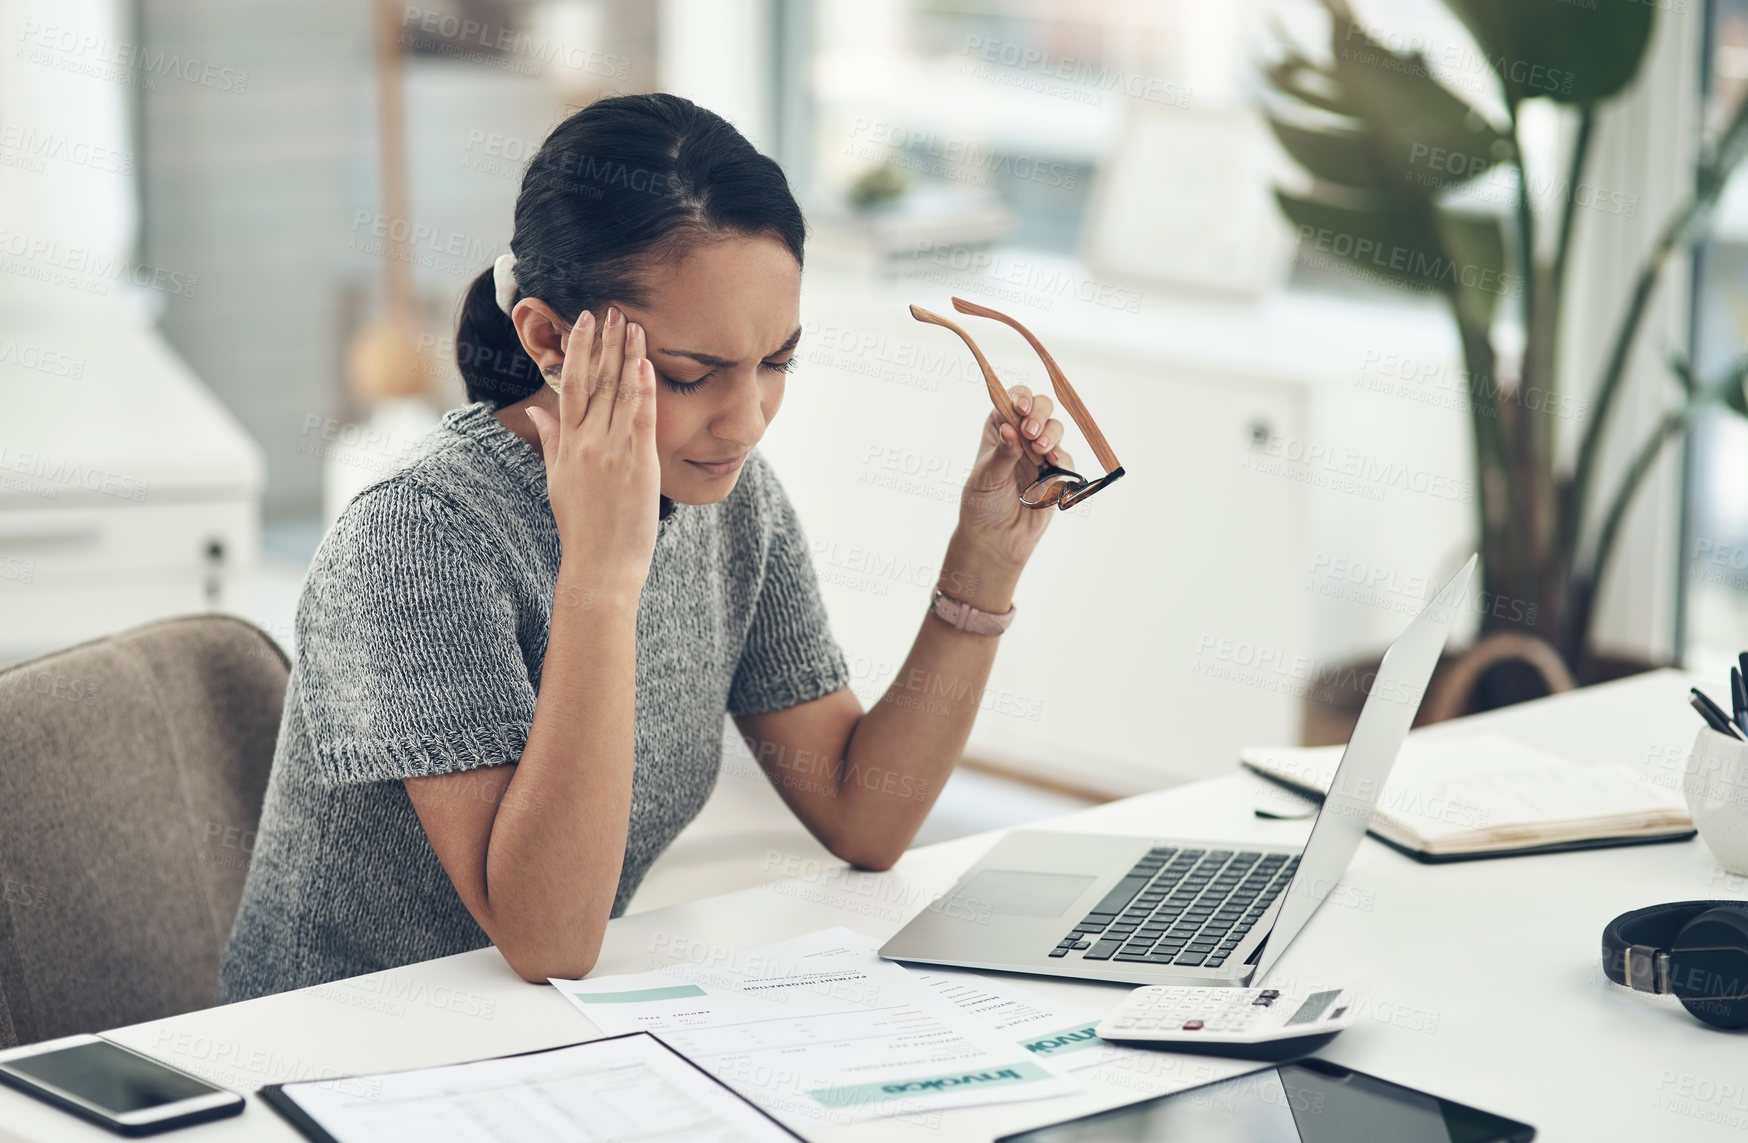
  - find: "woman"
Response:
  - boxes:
[218,93,1071,1000]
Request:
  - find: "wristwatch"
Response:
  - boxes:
[929,588,1016,636]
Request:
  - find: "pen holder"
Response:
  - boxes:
[1683,725,1748,876]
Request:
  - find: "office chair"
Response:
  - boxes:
[0,615,288,1048]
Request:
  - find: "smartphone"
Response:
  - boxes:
[0,1034,245,1136]
[998,1057,1535,1142]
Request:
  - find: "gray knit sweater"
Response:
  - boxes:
[217,402,849,1003]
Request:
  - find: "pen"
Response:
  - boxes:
[1690,688,1747,741]
[1733,665,1748,735]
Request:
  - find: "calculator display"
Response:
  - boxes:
[1285,990,1341,1027]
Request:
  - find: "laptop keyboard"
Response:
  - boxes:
[1049,847,1299,969]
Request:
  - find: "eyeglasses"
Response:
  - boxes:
[910,296,1125,511]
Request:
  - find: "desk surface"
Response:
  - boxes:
[3,669,1743,1143]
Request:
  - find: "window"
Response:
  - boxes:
[795,0,1260,253]
[1684,0,1748,659]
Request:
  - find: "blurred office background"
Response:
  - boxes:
[3,0,1746,904]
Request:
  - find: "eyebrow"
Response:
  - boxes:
[657,326,802,369]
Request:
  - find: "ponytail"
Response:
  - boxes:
[455,266,541,405]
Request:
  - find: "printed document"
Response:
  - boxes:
[912,967,1150,1072]
[551,927,1078,1128]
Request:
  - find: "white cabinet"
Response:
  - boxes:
[761,265,1468,793]
[0,316,264,665]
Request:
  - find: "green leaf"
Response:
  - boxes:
[1437,208,1514,329]
[1267,117,1387,190]
[1324,12,1510,189]
[1276,191,1509,327]
[1264,54,1352,117]
[1441,0,1654,105]
[1667,353,1698,398]
[1727,369,1748,417]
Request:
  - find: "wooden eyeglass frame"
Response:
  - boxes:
[909,296,1125,510]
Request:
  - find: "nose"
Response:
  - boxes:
[709,367,775,448]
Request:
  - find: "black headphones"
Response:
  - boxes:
[1602,901,1748,1029]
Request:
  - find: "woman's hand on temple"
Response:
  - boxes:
[524,307,662,601]
[955,385,1070,572]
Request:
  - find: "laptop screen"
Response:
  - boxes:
[1250,555,1475,982]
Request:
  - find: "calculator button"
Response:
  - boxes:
[1182,1019,1204,1031]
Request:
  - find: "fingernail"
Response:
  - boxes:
[607,306,621,328]
[579,310,594,327]
[1024,419,1039,435]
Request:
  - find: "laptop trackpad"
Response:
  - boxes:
[955,870,1097,917]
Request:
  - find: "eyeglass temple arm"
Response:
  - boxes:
[908,305,1026,433]
[950,297,1122,474]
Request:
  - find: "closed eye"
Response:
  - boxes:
[660,356,796,394]
[658,370,709,394]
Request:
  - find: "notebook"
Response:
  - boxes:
[1240,732,1696,862]
[260,1032,802,1143]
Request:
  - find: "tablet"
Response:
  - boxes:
[997,1058,1535,1142]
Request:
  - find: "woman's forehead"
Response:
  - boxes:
[635,235,801,360]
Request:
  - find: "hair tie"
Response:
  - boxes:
[492,253,519,316]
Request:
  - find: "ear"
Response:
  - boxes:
[509,298,574,375]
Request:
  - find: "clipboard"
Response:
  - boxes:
[259,1031,805,1142]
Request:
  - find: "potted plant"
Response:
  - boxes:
[1265,0,1748,732]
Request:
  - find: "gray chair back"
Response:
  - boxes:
[0,615,287,1047]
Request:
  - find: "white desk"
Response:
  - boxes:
[3,669,1743,1142]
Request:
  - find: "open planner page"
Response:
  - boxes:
[1241,732,1691,853]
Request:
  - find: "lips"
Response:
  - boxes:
[686,454,747,477]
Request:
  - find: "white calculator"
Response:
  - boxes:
[1096,985,1355,1060]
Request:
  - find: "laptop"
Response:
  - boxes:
[881,554,1475,987]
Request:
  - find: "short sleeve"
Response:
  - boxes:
[727,458,852,716]
[296,481,536,784]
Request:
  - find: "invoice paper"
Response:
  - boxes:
[753,930,1147,1073]
[912,968,1152,1072]
[551,927,1079,1128]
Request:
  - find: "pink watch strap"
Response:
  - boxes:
[930,588,1016,636]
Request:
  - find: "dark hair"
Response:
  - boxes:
[455,93,806,406]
